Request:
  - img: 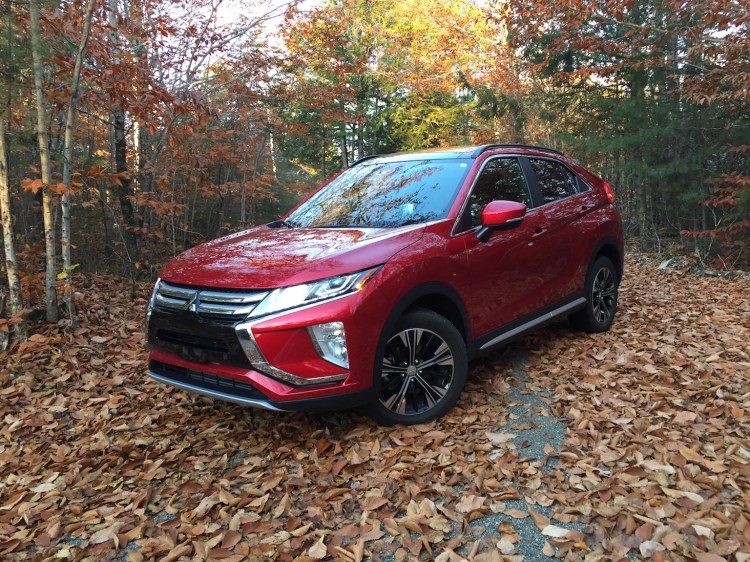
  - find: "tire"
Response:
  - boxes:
[365,309,468,426]
[570,256,619,333]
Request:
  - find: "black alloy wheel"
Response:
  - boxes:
[592,264,616,325]
[365,309,467,425]
[570,255,619,333]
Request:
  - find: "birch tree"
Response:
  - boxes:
[60,0,97,327]
[29,0,57,322]
[0,112,23,349]
[0,1,22,339]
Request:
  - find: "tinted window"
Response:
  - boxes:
[287,159,471,228]
[529,158,579,203]
[466,158,530,228]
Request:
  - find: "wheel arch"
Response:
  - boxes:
[394,283,469,341]
[591,236,623,283]
[372,282,473,390]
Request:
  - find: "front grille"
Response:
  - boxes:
[147,308,251,366]
[150,361,265,401]
[157,330,230,353]
[154,281,268,321]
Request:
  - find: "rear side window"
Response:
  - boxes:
[529,158,579,203]
[466,158,531,228]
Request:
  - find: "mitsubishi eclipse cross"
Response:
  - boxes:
[146,144,623,425]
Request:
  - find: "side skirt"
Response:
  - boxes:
[475,294,586,353]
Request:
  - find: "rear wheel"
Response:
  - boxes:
[570,256,619,333]
[365,310,467,426]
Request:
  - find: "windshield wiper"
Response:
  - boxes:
[267,219,295,228]
[311,223,366,229]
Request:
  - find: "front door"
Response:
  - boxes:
[458,157,553,337]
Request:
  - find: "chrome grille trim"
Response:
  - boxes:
[155,294,191,309]
[197,303,258,316]
[154,281,269,320]
[198,290,266,304]
[158,284,196,299]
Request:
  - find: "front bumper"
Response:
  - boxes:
[147,360,376,412]
[148,362,283,410]
[147,287,386,410]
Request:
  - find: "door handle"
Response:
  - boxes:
[579,205,589,212]
[531,227,547,240]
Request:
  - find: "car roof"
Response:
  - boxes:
[352,144,564,167]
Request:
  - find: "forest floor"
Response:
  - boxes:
[1,256,749,562]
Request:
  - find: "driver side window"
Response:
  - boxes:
[466,158,531,228]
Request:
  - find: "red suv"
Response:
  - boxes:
[147,145,623,425]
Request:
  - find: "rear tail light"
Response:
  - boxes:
[603,182,614,204]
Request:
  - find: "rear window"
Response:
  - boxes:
[529,158,579,203]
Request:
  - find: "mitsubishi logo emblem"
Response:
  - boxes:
[182,291,199,312]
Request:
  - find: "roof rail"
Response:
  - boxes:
[469,144,563,158]
[348,154,382,168]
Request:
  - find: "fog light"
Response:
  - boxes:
[308,322,348,369]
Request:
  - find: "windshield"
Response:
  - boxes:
[286,159,471,228]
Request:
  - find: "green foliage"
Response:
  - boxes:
[389,91,472,150]
[505,0,750,261]
[56,263,79,281]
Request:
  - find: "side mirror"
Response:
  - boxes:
[477,200,527,242]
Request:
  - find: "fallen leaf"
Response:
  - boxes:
[456,494,485,513]
[528,507,550,531]
[90,523,123,545]
[360,496,389,511]
[307,538,327,559]
[541,525,584,541]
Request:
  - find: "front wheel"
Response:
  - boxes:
[570,256,619,333]
[365,310,468,426]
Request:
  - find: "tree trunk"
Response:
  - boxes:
[0,112,23,321]
[60,0,96,328]
[339,123,348,168]
[268,129,277,179]
[29,0,58,322]
[136,122,156,231]
[112,106,140,263]
[0,0,21,330]
[108,0,140,269]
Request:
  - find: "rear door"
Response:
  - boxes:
[524,157,600,302]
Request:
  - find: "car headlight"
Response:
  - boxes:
[250,267,381,318]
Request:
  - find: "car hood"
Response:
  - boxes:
[159,224,426,289]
